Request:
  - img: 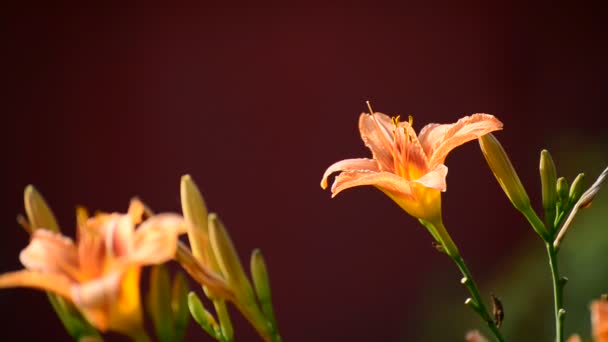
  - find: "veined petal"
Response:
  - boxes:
[418,123,450,157]
[419,114,503,168]
[131,214,188,265]
[20,229,81,281]
[359,113,397,172]
[412,164,448,191]
[77,214,106,280]
[331,170,414,199]
[393,123,429,179]
[320,158,379,189]
[0,270,73,300]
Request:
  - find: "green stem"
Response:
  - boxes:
[452,255,505,342]
[546,242,564,342]
[430,220,504,342]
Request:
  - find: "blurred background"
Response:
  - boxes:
[2,3,607,341]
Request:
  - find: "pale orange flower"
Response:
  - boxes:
[592,299,608,342]
[321,111,503,222]
[0,200,187,336]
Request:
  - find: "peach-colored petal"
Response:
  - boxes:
[111,215,135,258]
[465,330,489,342]
[359,113,397,171]
[592,299,608,342]
[419,114,503,168]
[331,170,413,199]
[565,335,582,342]
[130,214,187,265]
[78,218,106,280]
[320,158,380,189]
[72,270,123,331]
[19,229,80,281]
[0,269,73,300]
[412,164,448,191]
[418,122,450,157]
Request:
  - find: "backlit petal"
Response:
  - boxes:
[20,229,80,281]
[331,170,413,199]
[359,113,397,171]
[413,164,448,191]
[320,158,379,189]
[420,114,503,168]
[72,270,123,331]
[0,269,73,300]
[131,214,188,265]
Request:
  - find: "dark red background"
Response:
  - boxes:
[2,3,607,341]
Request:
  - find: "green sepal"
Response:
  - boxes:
[188,292,222,340]
[171,272,191,342]
[146,265,174,342]
[251,249,278,329]
[48,292,103,342]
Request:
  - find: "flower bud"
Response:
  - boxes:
[24,185,60,232]
[539,150,557,225]
[208,214,256,304]
[146,265,174,342]
[556,177,569,205]
[568,173,586,206]
[479,134,531,212]
[251,249,277,327]
[188,292,221,339]
[172,272,190,342]
[180,175,223,300]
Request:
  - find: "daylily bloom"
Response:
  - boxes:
[592,299,608,342]
[566,298,608,342]
[321,111,503,222]
[0,199,188,337]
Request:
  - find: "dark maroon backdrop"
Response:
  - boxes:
[2,3,607,341]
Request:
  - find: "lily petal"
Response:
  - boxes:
[359,113,398,171]
[320,158,380,189]
[592,299,608,342]
[0,269,73,300]
[20,229,80,281]
[331,170,413,199]
[413,164,448,191]
[419,114,503,168]
[131,214,188,265]
[72,270,123,331]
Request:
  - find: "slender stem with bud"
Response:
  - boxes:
[429,220,504,342]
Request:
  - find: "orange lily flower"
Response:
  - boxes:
[0,199,187,337]
[321,111,503,222]
[593,299,608,342]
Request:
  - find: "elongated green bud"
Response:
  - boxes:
[146,265,174,342]
[24,185,60,232]
[479,134,548,239]
[180,175,210,263]
[188,292,221,339]
[181,175,224,301]
[172,272,190,342]
[251,249,277,327]
[209,214,270,338]
[208,214,256,303]
[557,177,569,205]
[539,150,558,227]
[479,134,531,212]
[568,173,586,206]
